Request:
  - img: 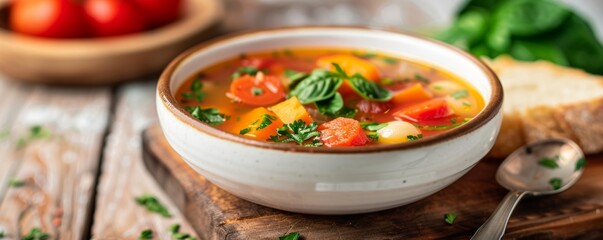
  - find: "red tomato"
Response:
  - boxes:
[229,74,286,106]
[241,58,276,69]
[10,0,88,38]
[394,98,453,123]
[131,0,182,27]
[84,0,148,37]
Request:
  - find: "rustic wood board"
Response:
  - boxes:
[92,82,196,239]
[142,126,603,240]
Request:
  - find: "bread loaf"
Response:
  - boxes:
[485,56,603,157]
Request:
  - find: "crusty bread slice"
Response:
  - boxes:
[484,56,603,157]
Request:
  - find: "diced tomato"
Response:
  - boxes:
[356,99,392,114]
[230,73,285,106]
[318,117,368,147]
[394,98,453,123]
[241,58,275,69]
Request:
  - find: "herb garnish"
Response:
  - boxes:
[23,228,49,240]
[415,73,430,83]
[16,125,52,148]
[135,194,171,217]
[380,78,394,85]
[279,232,301,240]
[0,230,4,238]
[269,120,322,146]
[331,63,391,101]
[284,69,308,89]
[355,50,377,59]
[181,79,207,102]
[549,178,562,190]
[257,114,277,130]
[139,229,153,239]
[0,129,9,140]
[231,66,260,79]
[8,178,25,187]
[367,133,379,141]
[382,57,398,64]
[575,157,585,171]
[462,101,472,107]
[360,122,388,131]
[451,89,468,99]
[538,156,559,169]
[239,128,251,135]
[407,134,423,141]
[186,106,228,126]
[251,87,264,96]
[444,212,457,225]
[169,224,196,240]
[314,92,356,118]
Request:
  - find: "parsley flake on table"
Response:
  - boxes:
[279,232,301,240]
[186,106,229,126]
[538,157,559,169]
[269,120,322,147]
[22,228,49,240]
[135,194,171,218]
[444,212,457,225]
[16,125,52,148]
[8,178,25,187]
[139,229,153,240]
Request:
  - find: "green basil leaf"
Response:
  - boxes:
[289,70,343,104]
[347,74,392,101]
[315,92,344,115]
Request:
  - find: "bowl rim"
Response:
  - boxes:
[158,26,503,154]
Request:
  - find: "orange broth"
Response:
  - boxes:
[176,48,484,147]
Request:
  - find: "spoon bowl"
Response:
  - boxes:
[472,138,585,240]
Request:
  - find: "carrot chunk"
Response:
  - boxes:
[230,73,285,106]
[271,96,313,124]
[318,117,368,147]
[219,107,283,141]
[392,83,433,104]
[394,98,453,123]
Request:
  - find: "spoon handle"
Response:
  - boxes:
[471,190,527,240]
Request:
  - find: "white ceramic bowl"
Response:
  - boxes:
[157,27,503,214]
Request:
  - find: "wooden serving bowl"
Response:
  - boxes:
[0,0,222,85]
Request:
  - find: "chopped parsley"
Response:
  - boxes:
[407,134,423,141]
[538,157,559,169]
[451,118,457,124]
[451,89,468,99]
[169,224,180,234]
[549,178,562,190]
[432,85,443,91]
[360,122,388,131]
[355,50,377,59]
[576,157,586,171]
[367,133,379,141]
[279,232,301,240]
[169,224,196,240]
[8,178,25,187]
[462,101,472,107]
[414,73,430,83]
[181,79,207,102]
[16,125,52,148]
[380,78,394,85]
[139,229,153,240]
[135,194,171,218]
[283,49,294,57]
[269,120,322,146]
[0,230,4,238]
[239,128,252,135]
[257,114,277,130]
[252,87,264,96]
[231,66,260,79]
[444,212,457,225]
[22,228,49,240]
[186,106,228,126]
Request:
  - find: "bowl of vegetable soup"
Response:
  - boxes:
[157,27,503,214]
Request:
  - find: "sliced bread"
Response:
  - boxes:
[484,56,603,157]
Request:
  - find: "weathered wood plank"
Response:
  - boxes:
[0,79,111,240]
[92,82,195,239]
[142,125,603,240]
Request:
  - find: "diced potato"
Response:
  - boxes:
[376,121,422,144]
[428,80,464,96]
[271,96,314,124]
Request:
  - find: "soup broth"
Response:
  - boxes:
[176,48,484,147]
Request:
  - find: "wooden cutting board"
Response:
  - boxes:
[141,126,603,240]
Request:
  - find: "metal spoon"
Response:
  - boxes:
[471,138,585,240]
